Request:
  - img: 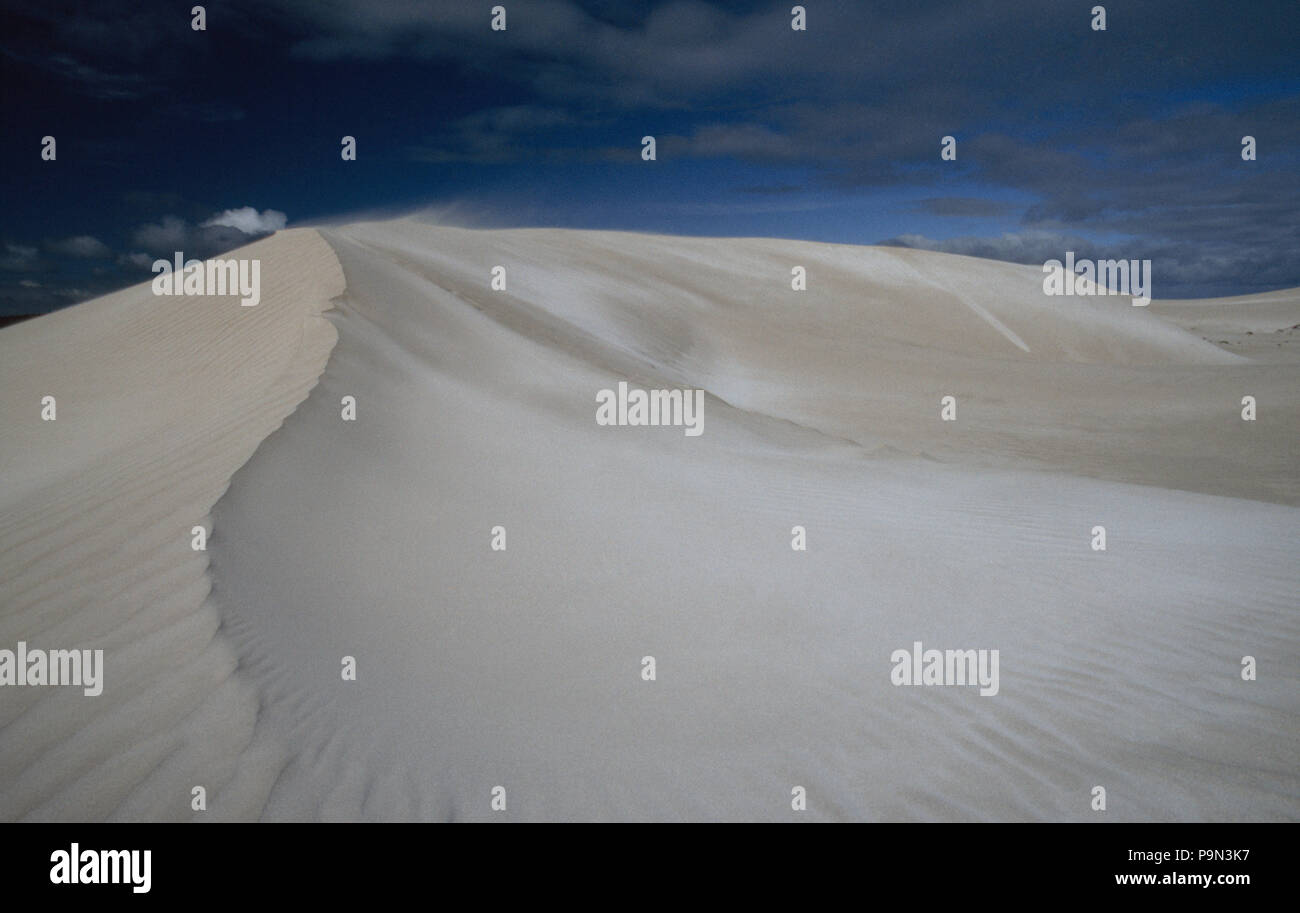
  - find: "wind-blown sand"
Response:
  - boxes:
[2,218,1297,820]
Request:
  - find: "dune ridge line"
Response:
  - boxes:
[0,228,344,821]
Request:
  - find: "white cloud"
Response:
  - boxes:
[0,244,39,271]
[201,207,288,234]
[132,216,189,252]
[50,235,111,258]
[129,208,290,258]
[120,251,157,270]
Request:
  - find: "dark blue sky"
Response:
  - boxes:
[2,0,1297,313]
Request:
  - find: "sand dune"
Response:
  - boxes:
[1150,290,1300,365]
[0,229,342,820]
[2,219,1297,820]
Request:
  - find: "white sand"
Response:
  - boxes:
[0,229,342,820]
[2,218,1297,820]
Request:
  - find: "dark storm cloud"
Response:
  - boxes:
[406,106,590,164]
[45,235,111,258]
[0,49,153,99]
[882,230,1106,265]
[911,198,1017,218]
[1,0,1296,310]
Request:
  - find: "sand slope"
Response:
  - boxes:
[0,229,343,820]
[323,222,1299,504]
[204,219,1297,821]
[2,219,1297,821]
[1150,289,1300,365]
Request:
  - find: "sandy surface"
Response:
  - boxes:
[0,229,342,820]
[2,218,1297,820]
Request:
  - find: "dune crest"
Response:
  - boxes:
[203,220,1296,821]
[3,220,1297,821]
[0,229,343,820]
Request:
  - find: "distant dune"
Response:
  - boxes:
[2,219,1297,820]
